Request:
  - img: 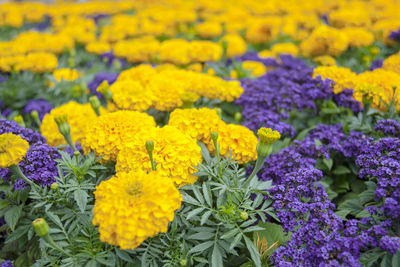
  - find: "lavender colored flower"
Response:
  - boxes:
[0,74,8,83]
[389,28,400,43]
[1,108,12,118]
[379,236,400,254]
[370,58,383,70]
[374,119,400,137]
[333,89,363,114]
[0,119,45,144]
[23,99,54,120]
[99,51,127,69]
[0,260,13,267]
[87,72,119,98]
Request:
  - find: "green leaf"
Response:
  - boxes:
[115,249,134,263]
[220,228,239,239]
[5,205,22,231]
[254,222,290,250]
[189,241,214,253]
[359,250,385,265]
[46,211,63,229]
[338,198,364,216]
[86,260,98,267]
[202,183,213,207]
[192,185,205,205]
[186,207,204,220]
[323,158,333,170]
[335,209,351,220]
[333,166,351,175]
[244,235,261,267]
[229,233,243,250]
[243,226,265,233]
[200,210,212,225]
[392,252,400,267]
[182,194,200,206]
[0,200,9,210]
[74,189,88,213]
[211,244,223,267]
[188,232,214,240]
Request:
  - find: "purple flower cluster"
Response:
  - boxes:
[333,89,363,114]
[374,119,400,137]
[236,55,360,137]
[370,58,383,70]
[389,28,400,43]
[0,260,13,267]
[87,72,119,99]
[23,99,54,120]
[0,119,60,189]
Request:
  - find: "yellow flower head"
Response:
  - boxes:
[257,127,281,145]
[85,41,111,55]
[242,61,267,77]
[220,33,247,58]
[93,170,182,250]
[168,107,223,145]
[116,125,202,187]
[180,91,200,104]
[207,123,258,164]
[188,41,222,62]
[341,27,374,48]
[159,39,190,65]
[117,64,157,86]
[0,133,29,168]
[109,80,154,111]
[271,43,299,57]
[313,66,357,94]
[52,68,81,82]
[82,110,156,162]
[195,21,223,39]
[41,101,103,147]
[313,56,336,66]
[382,54,400,75]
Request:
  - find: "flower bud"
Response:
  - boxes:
[30,110,39,121]
[256,127,280,158]
[215,107,222,117]
[240,211,249,220]
[234,112,242,122]
[180,259,187,266]
[50,183,58,190]
[54,115,71,136]
[211,131,218,144]
[96,80,112,101]
[32,218,49,237]
[89,96,101,116]
[13,115,25,127]
[146,140,154,154]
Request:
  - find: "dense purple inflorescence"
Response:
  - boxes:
[87,72,119,99]
[389,28,400,43]
[23,99,54,120]
[374,119,400,137]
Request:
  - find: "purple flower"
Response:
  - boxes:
[0,260,13,267]
[99,51,127,69]
[87,72,119,99]
[1,108,12,118]
[370,58,383,70]
[0,119,45,144]
[0,74,8,83]
[375,119,400,137]
[333,89,363,114]
[389,28,400,43]
[23,99,54,120]
[379,236,400,254]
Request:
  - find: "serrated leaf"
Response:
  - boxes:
[229,233,243,250]
[46,211,63,229]
[115,249,134,263]
[243,226,265,233]
[186,207,204,220]
[220,228,239,239]
[189,241,214,253]
[335,209,351,220]
[74,189,88,213]
[188,232,214,240]
[244,235,261,267]
[202,183,212,207]
[212,244,223,267]
[201,210,212,225]
[182,194,200,206]
[192,185,205,205]
[5,205,22,231]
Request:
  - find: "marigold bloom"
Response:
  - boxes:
[271,43,299,57]
[242,61,267,77]
[220,33,247,58]
[82,110,156,162]
[207,123,258,164]
[117,64,157,86]
[313,66,357,94]
[196,21,223,38]
[341,27,374,48]
[52,68,81,82]
[41,101,103,147]
[109,80,154,111]
[0,133,29,168]
[93,170,182,250]
[313,56,336,66]
[116,125,202,187]
[257,127,281,144]
[382,54,400,75]
[85,41,111,55]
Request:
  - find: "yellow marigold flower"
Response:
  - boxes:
[242,61,267,77]
[85,41,111,55]
[159,39,190,65]
[208,123,258,164]
[0,133,29,168]
[341,27,374,48]
[186,63,203,72]
[195,21,223,39]
[258,50,276,59]
[180,91,200,104]
[168,107,223,146]
[26,52,58,73]
[313,56,336,66]
[313,66,357,94]
[188,41,222,62]
[355,69,400,110]
[245,18,281,44]
[116,125,202,187]
[109,80,154,111]
[220,33,247,58]
[52,68,82,82]
[41,101,103,147]
[147,73,186,111]
[117,64,157,86]
[382,54,400,75]
[300,25,349,57]
[82,110,156,162]
[271,43,299,57]
[328,8,370,28]
[230,70,238,79]
[257,127,281,144]
[93,170,182,250]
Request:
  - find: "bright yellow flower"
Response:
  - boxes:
[313,56,336,66]
[208,123,258,164]
[85,41,112,55]
[93,170,182,250]
[52,68,82,82]
[159,39,191,65]
[117,64,157,86]
[116,125,202,187]
[195,21,223,38]
[0,133,29,168]
[220,33,247,58]
[313,66,357,94]
[382,54,400,75]
[188,41,222,62]
[271,43,299,57]
[109,80,154,111]
[242,61,267,77]
[41,101,103,147]
[341,27,374,48]
[82,110,156,162]
[257,128,281,144]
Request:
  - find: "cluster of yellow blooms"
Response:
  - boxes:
[108,64,243,112]
[0,133,29,168]
[93,170,182,250]
[0,52,58,73]
[41,101,104,147]
[314,65,400,110]
[169,108,257,164]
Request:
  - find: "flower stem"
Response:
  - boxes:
[9,165,40,190]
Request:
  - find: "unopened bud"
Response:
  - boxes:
[96,81,112,101]
[50,183,58,190]
[54,115,71,136]
[146,140,154,154]
[89,96,101,116]
[211,131,218,144]
[234,112,242,122]
[240,211,249,220]
[32,218,49,237]
[14,115,25,127]
[180,259,187,266]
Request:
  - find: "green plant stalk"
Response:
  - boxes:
[247,144,272,181]
[62,132,77,152]
[9,165,41,190]
[149,153,156,171]
[42,233,72,257]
